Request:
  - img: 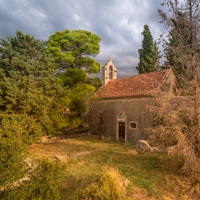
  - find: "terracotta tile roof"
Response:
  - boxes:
[95,69,171,99]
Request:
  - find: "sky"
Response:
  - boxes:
[0,0,167,78]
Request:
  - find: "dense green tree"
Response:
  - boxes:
[136,25,161,74]
[0,30,67,138]
[57,68,89,87]
[57,68,96,128]
[0,115,66,200]
[47,29,102,128]
[0,115,28,189]
[89,77,102,91]
[47,29,101,74]
[0,31,67,198]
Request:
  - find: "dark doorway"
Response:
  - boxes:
[118,122,125,140]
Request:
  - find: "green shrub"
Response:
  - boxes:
[0,159,66,200]
[68,116,82,129]
[81,167,129,200]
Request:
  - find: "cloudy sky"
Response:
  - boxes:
[0,0,167,77]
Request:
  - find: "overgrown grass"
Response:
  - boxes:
[30,136,191,199]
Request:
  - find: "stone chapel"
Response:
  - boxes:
[89,59,176,141]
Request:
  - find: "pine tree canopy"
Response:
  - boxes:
[47,29,101,74]
[46,30,102,128]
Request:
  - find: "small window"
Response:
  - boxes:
[118,113,125,120]
[130,122,137,129]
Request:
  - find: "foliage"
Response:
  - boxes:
[66,84,95,128]
[0,30,67,138]
[48,29,102,128]
[0,115,28,189]
[89,76,102,91]
[47,29,101,74]
[1,159,66,200]
[81,167,128,200]
[57,67,99,94]
[67,83,95,115]
[57,68,96,128]
[136,25,161,74]
[0,114,63,199]
[57,68,88,87]
[66,116,82,129]
[0,31,67,199]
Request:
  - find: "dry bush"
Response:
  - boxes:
[148,94,200,180]
[80,167,129,200]
[156,0,200,182]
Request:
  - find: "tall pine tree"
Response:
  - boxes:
[136,25,161,74]
[164,11,197,89]
[47,29,102,128]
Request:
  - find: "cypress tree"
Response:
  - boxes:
[136,25,161,74]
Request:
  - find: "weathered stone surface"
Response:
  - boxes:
[136,140,168,154]
[54,151,91,161]
[136,140,152,154]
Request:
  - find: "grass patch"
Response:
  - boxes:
[30,136,191,199]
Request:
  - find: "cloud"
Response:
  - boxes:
[0,0,166,77]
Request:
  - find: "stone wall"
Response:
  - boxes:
[89,97,153,142]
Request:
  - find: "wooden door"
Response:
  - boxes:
[118,122,125,140]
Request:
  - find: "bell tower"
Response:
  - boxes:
[102,59,117,86]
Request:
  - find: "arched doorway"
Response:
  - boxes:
[118,122,125,140]
[118,113,126,141]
